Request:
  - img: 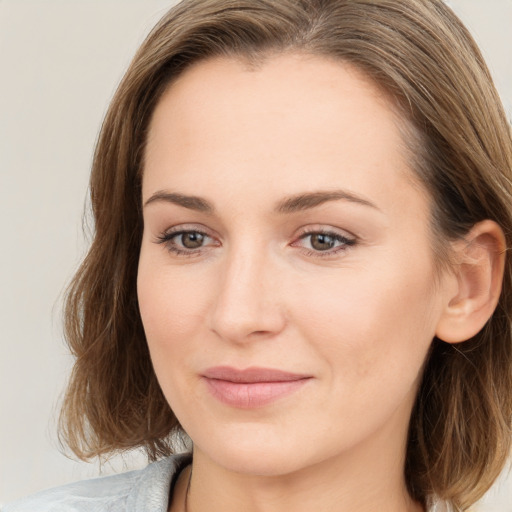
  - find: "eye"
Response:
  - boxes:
[175,231,207,249]
[155,228,218,256]
[308,233,341,251]
[292,229,356,257]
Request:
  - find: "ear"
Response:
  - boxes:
[435,220,506,344]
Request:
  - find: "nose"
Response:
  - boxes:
[209,245,287,344]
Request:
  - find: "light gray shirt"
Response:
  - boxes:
[2,453,191,512]
[3,452,448,512]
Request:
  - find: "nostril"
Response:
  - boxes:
[209,305,286,344]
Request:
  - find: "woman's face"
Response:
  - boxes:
[138,54,451,477]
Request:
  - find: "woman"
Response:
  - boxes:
[5,0,511,511]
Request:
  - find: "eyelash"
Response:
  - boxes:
[293,228,357,258]
[155,228,357,259]
[155,228,215,258]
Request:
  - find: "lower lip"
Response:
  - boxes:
[203,378,311,408]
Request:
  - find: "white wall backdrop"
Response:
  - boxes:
[0,0,511,509]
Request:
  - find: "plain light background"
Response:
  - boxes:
[0,0,511,509]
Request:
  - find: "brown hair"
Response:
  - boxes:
[60,1,512,509]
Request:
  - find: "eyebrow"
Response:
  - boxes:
[143,189,379,213]
[275,190,380,213]
[144,191,215,213]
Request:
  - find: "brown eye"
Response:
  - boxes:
[293,230,357,257]
[179,232,206,249]
[156,228,218,256]
[310,233,337,251]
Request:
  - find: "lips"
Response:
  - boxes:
[201,366,312,408]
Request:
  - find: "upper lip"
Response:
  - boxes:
[202,366,311,383]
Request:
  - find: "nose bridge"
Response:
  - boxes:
[210,238,284,342]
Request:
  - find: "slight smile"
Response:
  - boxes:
[201,366,313,408]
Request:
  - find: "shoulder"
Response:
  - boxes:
[2,453,191,512]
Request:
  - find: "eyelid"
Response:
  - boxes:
[290,225,357,258]
[156,223,218,239]
[296,225,357,239]
[154,224,220,256]
[292,225,358,248]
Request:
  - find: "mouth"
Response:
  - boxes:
[201,366,312,408]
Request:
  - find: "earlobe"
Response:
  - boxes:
[435,220,506,344]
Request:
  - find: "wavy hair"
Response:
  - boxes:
[59,1,512,509]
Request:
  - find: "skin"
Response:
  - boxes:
[137,53,458,512]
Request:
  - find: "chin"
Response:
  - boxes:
[205,445,310,477]
[189,421,328,477]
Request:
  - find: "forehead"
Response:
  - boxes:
[143,53,427,219]
[146,53,400,156]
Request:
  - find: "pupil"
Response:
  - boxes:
[182,232,204,249]
[311,234,335,251]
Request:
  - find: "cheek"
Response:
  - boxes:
[137,255,215,417]
[138,252,208,336]
[137,253,214,380]
[289,251,440,387]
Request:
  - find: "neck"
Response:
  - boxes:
[172,387,424,512]
[177,430,423,512]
